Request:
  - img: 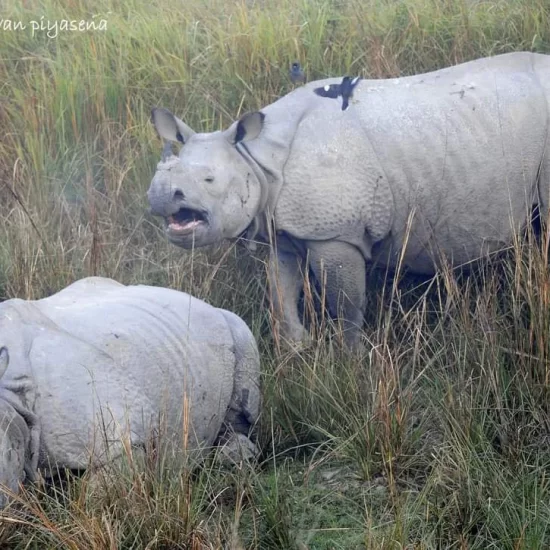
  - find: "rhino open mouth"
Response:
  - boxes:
[166,207,208,234]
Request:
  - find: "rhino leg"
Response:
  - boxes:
[306,240,366,350]
[218,310,261,461]
[268,250,309,344]
[0,402,30,508]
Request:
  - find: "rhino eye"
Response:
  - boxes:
[205,176,214,184]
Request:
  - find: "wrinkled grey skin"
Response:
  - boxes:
[0,349,30,509]
[147,52,550,349]
[0,277,260,508]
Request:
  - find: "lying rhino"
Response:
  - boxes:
[0,277,260,507]
[147,52,550,349]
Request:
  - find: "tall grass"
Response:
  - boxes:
[1,0,550,547]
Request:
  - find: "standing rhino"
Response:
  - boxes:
[147,52,550,349]
[0,277,260,508]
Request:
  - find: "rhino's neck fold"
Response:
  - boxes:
[235,143,283,248]
[235,90,314,242]
[237,143,271,213]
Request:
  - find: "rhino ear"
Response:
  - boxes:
[151,107,196,144]
[225,112,265,145]
[0,347,9,379]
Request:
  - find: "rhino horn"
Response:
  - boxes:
[225,111,265,145]
[151,107,196,144]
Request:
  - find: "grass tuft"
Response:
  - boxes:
[2,0,550,547]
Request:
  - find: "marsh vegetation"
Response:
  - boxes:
[1,0,550,547]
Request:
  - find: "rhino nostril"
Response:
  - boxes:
[173,189,185,200]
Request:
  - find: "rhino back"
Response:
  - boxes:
[23,280,236,469]
[273,52,550,271]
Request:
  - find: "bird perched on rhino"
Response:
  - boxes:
[314,75,362,111]
[289,62,306,85]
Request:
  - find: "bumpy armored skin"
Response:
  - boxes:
[0,277,260,507]
[148,52,550,349]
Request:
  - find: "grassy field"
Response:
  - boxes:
[2,0,550,547]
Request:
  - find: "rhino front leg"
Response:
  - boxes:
[306,240,366,350]
[268,250,309,345]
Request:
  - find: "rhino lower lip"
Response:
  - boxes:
[167,218,205,234]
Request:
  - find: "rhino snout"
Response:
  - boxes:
[147,185,187,218]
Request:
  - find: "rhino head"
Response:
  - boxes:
[147,108,267,248]
[0,347,30,508]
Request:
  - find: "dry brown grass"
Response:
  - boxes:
[1,0,550,547]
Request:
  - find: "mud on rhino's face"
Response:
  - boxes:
[147,109,265,249]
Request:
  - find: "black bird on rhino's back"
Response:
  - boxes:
[314,75,361,110]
